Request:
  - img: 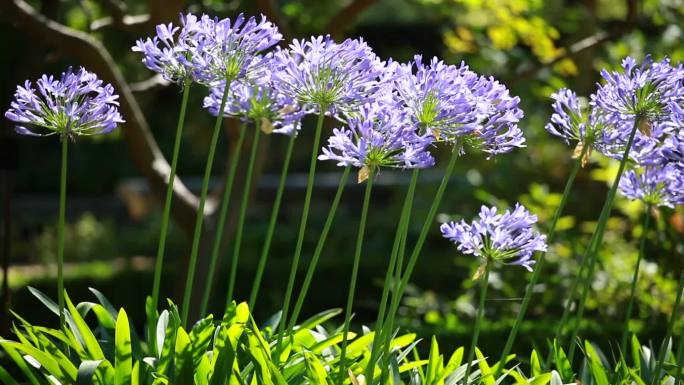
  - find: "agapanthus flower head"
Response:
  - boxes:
[132,13,215,84]
[618,164,683,208]
[440,203,547,274]
[5,67,124,137]
[271,35,382,116]
[318,102,434,181]
[203,57,304,136]
[545,88,607,165]
[393,55,524,156]
[546,56,684,166]
[592,56,684,131]
[466,75,525,156]
[188,13,282,84]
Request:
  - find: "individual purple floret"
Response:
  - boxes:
[618,165,684,208]
[188,13,282,84]
[271,35,382,116]
[318,103,434,180]
[393,55,524,156]
[5,67,124,137]
[203,56,304,136]
[662,134,684,169]
[440,204,547,273]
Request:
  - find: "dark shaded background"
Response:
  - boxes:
[1,0,683,356]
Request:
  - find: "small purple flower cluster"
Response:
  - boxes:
[441,204,548,272]
[546,56,684,207]
[5,67,124,137]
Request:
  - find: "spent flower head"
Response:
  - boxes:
[618,164,683,208]
[440,203,547,275]
[5,67,124,138]
[271,35,382,116]
[318,103,434,181]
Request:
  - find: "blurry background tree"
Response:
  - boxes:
[1,0,683,355]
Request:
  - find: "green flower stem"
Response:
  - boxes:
[673,327,684,385]
[379,148,459,379]
[619,203,652,358]
[338,165,376,383]
[57,135,68,330]
[566,119,639,364]
[364,169,419,384]
[463,265,491,385]
[225,128,261,307]
[286,167,351,332]
[180,78,231,327]
[275,110,326,360]
[249,134,296,310]
[199,123,247,317]
[494,147,586,378]
[150,82,191,344]
[651,271,684,385]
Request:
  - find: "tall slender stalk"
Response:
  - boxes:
[57,136,68,330]
[566,120,639,364]
[249,134,296,310]
[225,128,261,306]
[365,169,418,383]
[673,329,684,385]
[180,78,231,327]
[199,123,247,317]
[463,266,491,385]
[150,82,191,342]
[338,166,375,382]
[379,148,459,378]
[275,109,327,359]
[494,148,586,378]
[286,167,351,332]
[620,203,652,357]
[651,271,684,385]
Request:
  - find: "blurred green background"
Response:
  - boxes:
[1,0,683,357]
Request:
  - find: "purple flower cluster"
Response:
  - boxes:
[203,58,305,136]
[318,103,434,173]
[5,67,124,137]
[546,56,684,165]
[440,204,547,272]
[393,55,525,156]
[271,36,382,116]
[618,165,683,208]
[133,13,281,85]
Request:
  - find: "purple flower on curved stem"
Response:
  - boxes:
[5,67,124,137]
[441,204,547,274]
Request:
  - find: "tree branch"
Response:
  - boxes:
[3,0,202,236]
[255,0,293,42]
[325,0,378,39]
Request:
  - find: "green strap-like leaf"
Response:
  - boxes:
[65,291,105,360]
[174,327,194,385]
[77,360,106,385]
[114,308,133,385]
